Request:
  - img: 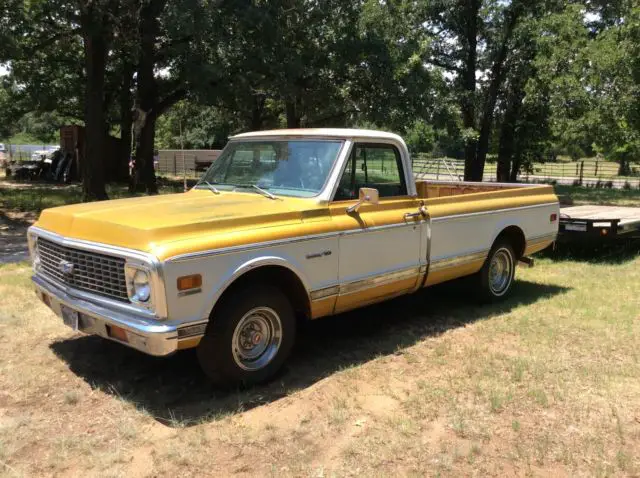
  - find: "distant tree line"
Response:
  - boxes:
[0,0,638,199]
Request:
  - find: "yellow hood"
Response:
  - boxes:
[35,189,314,256]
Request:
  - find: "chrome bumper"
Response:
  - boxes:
[32,274,179,356]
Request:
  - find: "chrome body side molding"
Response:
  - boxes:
[429,250,489,273]
[310,265,419,302]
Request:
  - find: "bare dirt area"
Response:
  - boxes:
[0,211,35,265]
[1,249,640,477]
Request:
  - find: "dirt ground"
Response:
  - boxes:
[0,211,35,265]
[1,252,640,477]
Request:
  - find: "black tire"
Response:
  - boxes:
[197,284,296,387]
[476,240,516,303]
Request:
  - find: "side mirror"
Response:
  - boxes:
[346,187,379,213]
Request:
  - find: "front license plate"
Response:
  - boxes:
[564,224,587,232]
[60,305,79,331]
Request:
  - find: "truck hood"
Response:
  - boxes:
[34,189,313,256]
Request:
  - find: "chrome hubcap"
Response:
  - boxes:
[488,248,513,295]
[232,307,282,371]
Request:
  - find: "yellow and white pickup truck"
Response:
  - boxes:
[28,129,559,385]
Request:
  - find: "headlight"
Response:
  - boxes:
[30,235,41,271]
[132,269,151,302]
[33,242,41,267]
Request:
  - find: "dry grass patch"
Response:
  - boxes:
[1,245,640,476]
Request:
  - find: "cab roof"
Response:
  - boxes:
[231,128,404,143]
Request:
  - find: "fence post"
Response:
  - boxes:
[436,160,440,180]
[594,161,598,177]
[173,153,177,175]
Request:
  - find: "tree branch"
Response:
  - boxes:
[424,56,461,72]
[156,88,187,116]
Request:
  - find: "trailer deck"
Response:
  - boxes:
[558,205,640,242]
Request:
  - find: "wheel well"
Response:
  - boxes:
[495,226,526,259]
[211,265,311,320]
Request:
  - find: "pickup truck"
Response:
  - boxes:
[28,129,559,385]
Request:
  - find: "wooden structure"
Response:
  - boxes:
[157,149,222,177]
[59,125,124,181]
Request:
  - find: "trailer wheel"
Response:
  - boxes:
[197,284,296,387]
[477,241,516,302]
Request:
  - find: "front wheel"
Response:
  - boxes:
[197,284,296,386]
[476,241,516,302]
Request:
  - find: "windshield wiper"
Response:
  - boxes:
[231,183,279,200]
[251,184,278,200]
[196,180,220,195]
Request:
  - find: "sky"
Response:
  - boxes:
[0,63,8,76]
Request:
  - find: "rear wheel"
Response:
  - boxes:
[477,241,516,302]
[197,284,296,386]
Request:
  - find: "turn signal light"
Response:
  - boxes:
[177,274,202,291]
[108,325,129,343]
[550,213,558,222]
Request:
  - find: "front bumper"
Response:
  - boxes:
[33,274,179,356]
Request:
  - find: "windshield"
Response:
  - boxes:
[197,139,344,198]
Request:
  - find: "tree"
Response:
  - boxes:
[529,2,639,173]
[419,0,549,180]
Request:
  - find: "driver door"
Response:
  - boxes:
[331,142,426,313]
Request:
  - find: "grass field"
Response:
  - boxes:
[555,185,640,207]
[1,177,640,476]
[1,248,639,476]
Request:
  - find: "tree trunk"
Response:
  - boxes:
[618,158,631,176]
[132,0,167,194]
[250,95,266,131]
[139,113,158,193]
[498,78,527,183]
[509,156,522,182]
[497,117,515,182]
[81,10,109,201]
[474,10,521,182]
[285,96,302,128]
[117,63,134,182]
[461,0,479,181]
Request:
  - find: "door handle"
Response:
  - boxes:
[404,206,428,220]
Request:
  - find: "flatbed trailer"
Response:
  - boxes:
[558,205,640,242]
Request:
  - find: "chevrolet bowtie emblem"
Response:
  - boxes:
[58,260,74,276]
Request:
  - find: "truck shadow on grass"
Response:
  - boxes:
[50,279,568,427]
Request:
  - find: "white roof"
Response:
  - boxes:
[231,128,404,142]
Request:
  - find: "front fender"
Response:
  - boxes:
[163,251,313,325]
[206,254,312,313]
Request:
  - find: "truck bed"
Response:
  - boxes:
[415,179,546,199]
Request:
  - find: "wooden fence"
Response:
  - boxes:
[157,149,222,177]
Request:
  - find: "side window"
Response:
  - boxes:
[334,143,407,200]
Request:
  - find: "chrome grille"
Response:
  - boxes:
[38,238,129,302]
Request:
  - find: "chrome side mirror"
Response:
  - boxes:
[346,187,379,213]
